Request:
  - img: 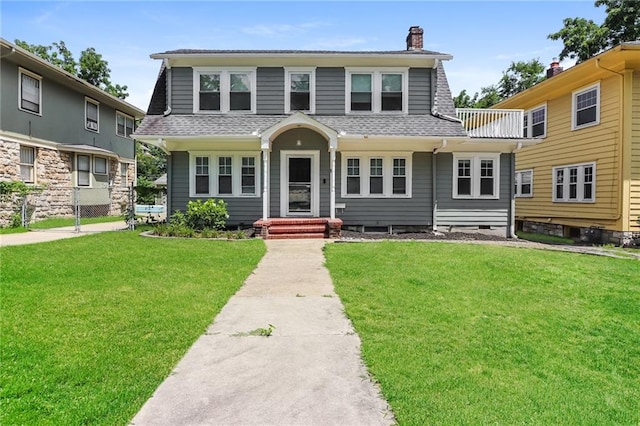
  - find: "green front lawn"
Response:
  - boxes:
[28,215,125,229]
[325,242,640,425]
[1,232,265,425]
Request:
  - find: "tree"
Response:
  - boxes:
[498,60,546,99]
[548,0,640,62]
[15,40,129,99]
[136,143,166,181]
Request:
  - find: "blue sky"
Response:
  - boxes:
[1,1,606,111]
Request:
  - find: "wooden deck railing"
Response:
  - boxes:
[456,108,524,138]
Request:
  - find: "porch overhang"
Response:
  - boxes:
[258,112,338,150]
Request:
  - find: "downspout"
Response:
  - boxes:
[595,59,628,230]
[432,151,437,231]
[0,46,15,59]
[163,59,172,116]
[508,149,517,238]
[165,139,172,220]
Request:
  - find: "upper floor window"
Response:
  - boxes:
[116,112,135,138]
[85,98,99,132]
[285,68,315,113]
[20,146,35,183]
[193,68,256,113]
[345,68,408,114]
[19,68,42,115]
[553,162,595,202]
[341,153,412,198]
[189,152,260,197]
[572,83,600,130]
[523,104,546,138]
[515,169,533,197]
[453,154,500,199]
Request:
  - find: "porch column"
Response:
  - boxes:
[259,133,270,221]
[330,147,336,219]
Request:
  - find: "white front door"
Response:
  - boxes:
[281,150,319,217]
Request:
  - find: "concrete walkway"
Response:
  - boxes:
[0,222,127,247]
[131,239,394,426]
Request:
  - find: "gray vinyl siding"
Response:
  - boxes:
[434,153,511,226]
[171,67,193,114]
[316,67,345,115]
[408,68,432,114]
[0,60,134,159]
[257,67,284,114]
[335,152,433,226]
[169,151,263,226]
[269,128,331,217]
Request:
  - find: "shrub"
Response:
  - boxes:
[185,199,228,231]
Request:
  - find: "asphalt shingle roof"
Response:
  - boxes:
[134,113,466,139]
[153,48,449,57]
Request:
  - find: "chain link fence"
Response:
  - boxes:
[3,185,134,232]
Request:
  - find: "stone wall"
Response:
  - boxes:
[521,219,639,247]
[0,138,135,226]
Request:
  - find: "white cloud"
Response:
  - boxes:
[241,22,328,37]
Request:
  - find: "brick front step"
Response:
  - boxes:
[269,225,327,234]
[267,233,327,239]
[253,217,343,240]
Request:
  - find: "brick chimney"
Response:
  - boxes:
[546,57,563,78]
[406,26,424,51]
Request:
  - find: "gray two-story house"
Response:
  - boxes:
[0,38,144,225]
[134,27,535,238]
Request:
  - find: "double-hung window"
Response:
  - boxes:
[94,156,107,175]
[85,98,99,132]
[342,153,411,197]
[190,153,260,197]
[120,162,128,187]
[77,154,91,186]
[285,68,315,113]
[515,170,533,197]
[194,68,256,113]
[346,69,408,113]
[553,162,595,202]
[20,146,35,183]
[453,154,500,199]
[572,83,600,129]
[116,112,135,137]
[523,104,546,138]
[19,68,42,115]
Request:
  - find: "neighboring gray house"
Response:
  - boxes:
[134,26,536,238]
[0,38,144,225]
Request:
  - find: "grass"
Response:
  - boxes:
[0,227,28,235]
[1,232,265,425]
[28,215,125,229]
[325,241,640,425]
[516,230,575,245]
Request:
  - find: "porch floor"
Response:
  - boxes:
[253,218,343,239]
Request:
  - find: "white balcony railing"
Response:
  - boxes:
[456,108,524,139]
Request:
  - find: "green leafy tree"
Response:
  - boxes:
[498,59,546,99]
[548,0,640,62]
[15,39,129,99]
[136,143,166,181]
[453,89,477,108]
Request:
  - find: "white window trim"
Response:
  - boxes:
[192,67,257,114]
[284,67,316,114]
[524,103,547,138]
[452,153,501,199]
[188,151,261,197]
[340,152,412,198]
[515,169,533,198]
[18,67,42,116]
[85,97,100,132]
[94,156,108,175]
[76,154,92,187]
[19,145,36,183]
[552,162,596,203]
[345,68,409,114]
[116,111,135,138]
[571,82,600,130]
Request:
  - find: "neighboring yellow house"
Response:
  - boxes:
[495,42,640,246]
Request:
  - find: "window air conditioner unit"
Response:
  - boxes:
[87,121,98,130]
